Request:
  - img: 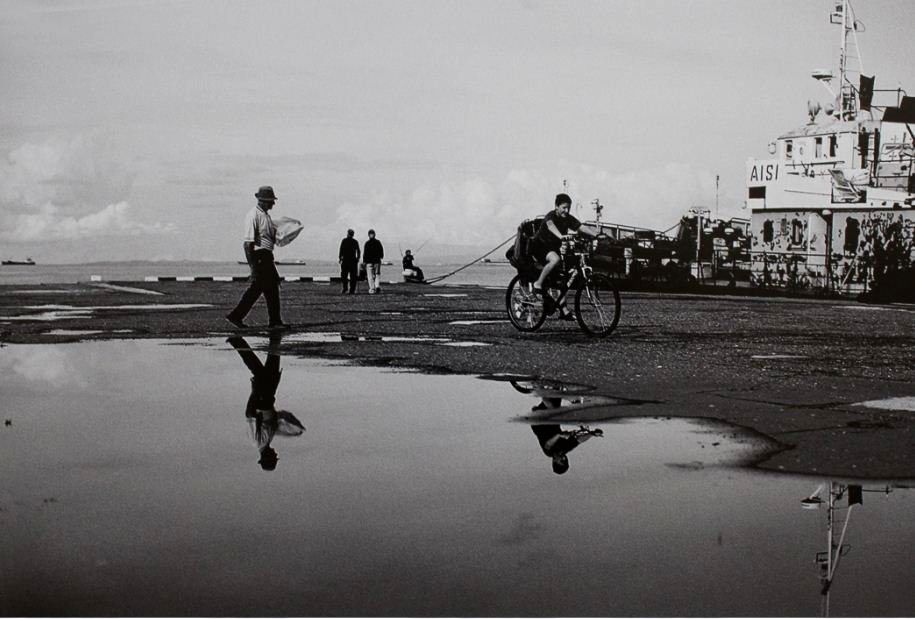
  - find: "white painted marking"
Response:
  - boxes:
[176,276,195,282]
[424,293,467,298]
[751,354,808,360]
[90,275,102,282]
[449,320,504,325]
[0,303,213,322]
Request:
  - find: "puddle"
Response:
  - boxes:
[854,396,915,412]
[835,305,915,313]
[0,303,212,321]
[42,329,134,336]
[1,338,913,617]
[285,331,490,347]
[8,289,76,294]
[0,309,94,321]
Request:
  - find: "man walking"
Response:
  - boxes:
[338,228,360,294]
[226,186,289,329]
[363,229,384,294]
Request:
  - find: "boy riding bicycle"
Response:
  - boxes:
[529,193,599,319]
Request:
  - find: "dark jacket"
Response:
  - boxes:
[363,238,384,263]
[339,237,360,264]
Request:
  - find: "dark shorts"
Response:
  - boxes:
[529,239,558,263]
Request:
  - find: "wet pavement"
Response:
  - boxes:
[1,337,913,616]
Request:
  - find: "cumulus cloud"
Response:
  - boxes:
[0,136,173,242]
[5,201,172,241]
[0,345,87,390]
[331,161,722,248]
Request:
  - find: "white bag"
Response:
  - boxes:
[273,216,304,247]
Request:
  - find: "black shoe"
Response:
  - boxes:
[268,322,291,330]
[225,314,247,329]
[558,310,575,321]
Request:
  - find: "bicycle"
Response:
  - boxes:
[505,235,621,337]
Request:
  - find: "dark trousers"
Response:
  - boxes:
[229,250,282,324]
[340,261,358,293]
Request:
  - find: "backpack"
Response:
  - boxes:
[505,216,544,272]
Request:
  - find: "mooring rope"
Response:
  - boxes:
[422,234,516,285]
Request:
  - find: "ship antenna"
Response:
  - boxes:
[832,0,862,119]
[715,174,719,219]
[591,199,603,225]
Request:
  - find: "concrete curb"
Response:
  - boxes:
[88,275,403,285]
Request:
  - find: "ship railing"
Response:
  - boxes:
[747,249,872,294]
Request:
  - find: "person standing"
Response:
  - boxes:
[338,228,361,294]
[225,185,289,329]
[363,229,384,294]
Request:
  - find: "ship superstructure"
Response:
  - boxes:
[746,0,914,294]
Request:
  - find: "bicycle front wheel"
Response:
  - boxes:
[506,274,547,332]
[574,273,621,337]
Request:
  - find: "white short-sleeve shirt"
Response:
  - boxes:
[243,206,276,251]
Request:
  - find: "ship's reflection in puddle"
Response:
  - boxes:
[800,480,902,617]
[1,338,913,617]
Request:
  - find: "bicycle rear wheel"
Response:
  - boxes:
[506,274,547,332]
[574,273,621,337]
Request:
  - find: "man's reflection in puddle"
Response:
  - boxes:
[530,396,603,475]
[227,335,305,471]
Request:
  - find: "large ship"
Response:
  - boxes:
[745,0,914,295]
[1,257,36,266]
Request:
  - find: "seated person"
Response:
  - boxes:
[401,249,424,281]
[529,193,597,318]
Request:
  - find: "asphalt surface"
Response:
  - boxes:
[2,280,914,479]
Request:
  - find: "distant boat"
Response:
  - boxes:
[236,259,307,265]
[2,257,35,266]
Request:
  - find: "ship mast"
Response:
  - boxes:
[833,0,859,119]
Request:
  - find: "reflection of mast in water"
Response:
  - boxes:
[802,481,893,617]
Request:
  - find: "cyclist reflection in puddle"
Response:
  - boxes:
[530,396,603,475]
[227,335,305,471]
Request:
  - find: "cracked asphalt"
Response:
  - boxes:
[2,280,914,479]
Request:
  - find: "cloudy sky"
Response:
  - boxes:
[2,0,914,263]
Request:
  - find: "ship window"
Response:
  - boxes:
[815,137,823,158]
[785,140,793,159]
[791,219,805,246]
[748,186,766,199]
[762,220,774,243]
[829,135,838,157]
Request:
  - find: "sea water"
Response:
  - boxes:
[0,260,513,287]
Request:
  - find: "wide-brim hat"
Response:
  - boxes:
[255,186,278,201]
